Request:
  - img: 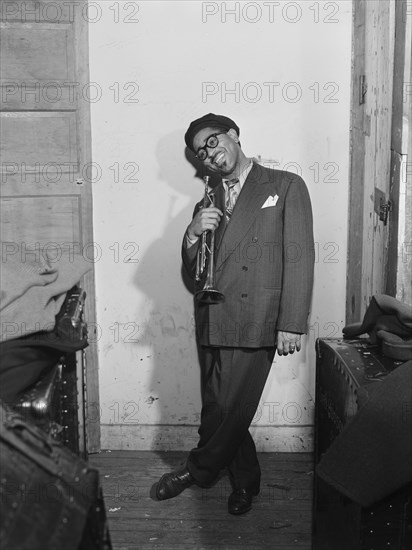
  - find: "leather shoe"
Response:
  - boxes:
[156,467,195,501]
[228,488,254,515]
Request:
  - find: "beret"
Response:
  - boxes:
[184,113,240,151]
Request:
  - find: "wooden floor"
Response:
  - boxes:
[89,450,314,550]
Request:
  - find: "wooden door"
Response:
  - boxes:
[0,0,100,451]
[346,0,397,323]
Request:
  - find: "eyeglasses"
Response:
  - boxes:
[195,133,225,161]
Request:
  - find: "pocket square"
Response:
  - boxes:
[261,194,279,209]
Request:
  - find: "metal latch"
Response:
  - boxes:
[374,188,392,225]
[379,201,392,225]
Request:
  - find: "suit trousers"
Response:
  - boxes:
[186,346,275,494]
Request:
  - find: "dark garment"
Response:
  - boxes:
[181,164,314,494]
[187,346,275,493]
[0,319,88,402]
[0,341,61,402]
[182,164,315,347]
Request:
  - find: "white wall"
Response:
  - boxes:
[88,0,353,451]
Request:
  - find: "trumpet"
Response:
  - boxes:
[194,176,225,304]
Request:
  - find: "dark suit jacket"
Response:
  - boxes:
[182,162,315,348]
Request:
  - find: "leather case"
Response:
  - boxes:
[0,401,112,550]
[313,337,412,550]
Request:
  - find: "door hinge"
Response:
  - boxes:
[359,75,367,105]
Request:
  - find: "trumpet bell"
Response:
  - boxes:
[195,288,225,304]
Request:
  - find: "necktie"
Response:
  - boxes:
[225,178,239,222]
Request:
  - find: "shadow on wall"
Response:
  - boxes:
[132,132,239,537]
[130,129,210,462]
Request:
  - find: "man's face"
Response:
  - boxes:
[192,127,241,177]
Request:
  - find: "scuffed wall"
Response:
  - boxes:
[88,0,353,451]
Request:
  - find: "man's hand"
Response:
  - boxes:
[276,331,302,356]
[187,206,223,241]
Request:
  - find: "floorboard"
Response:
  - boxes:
[89,451,314,550]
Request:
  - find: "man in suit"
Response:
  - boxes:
[156,113,315,515]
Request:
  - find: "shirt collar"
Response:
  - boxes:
[222,159,253,191]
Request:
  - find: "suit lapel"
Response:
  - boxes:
[215,163,272,270]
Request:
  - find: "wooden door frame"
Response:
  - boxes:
[346,0,366,325]
[346,0,408,324]
[74,3,100,453]
[386,0,408,297]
